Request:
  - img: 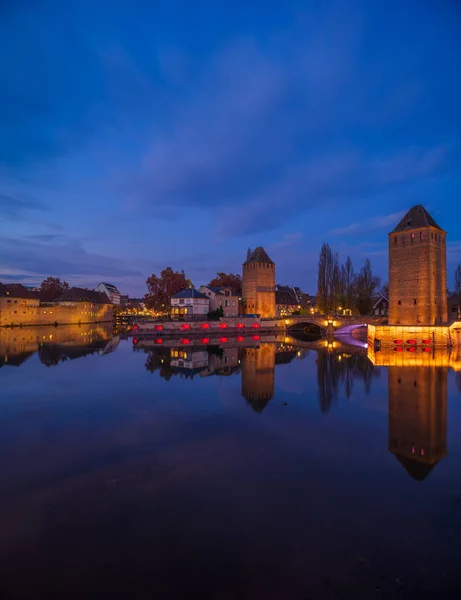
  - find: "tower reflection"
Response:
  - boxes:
[368,347,458,481]
[241,344,275,413]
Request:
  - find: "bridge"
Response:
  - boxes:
[273,315,387,334]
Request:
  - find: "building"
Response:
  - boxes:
[388,365,447,481]
[198,285,239,317]
[55,287,113,324]
[94,282,121,305]
[0,284,40,327]
[276,285,301,316]
[170,288,209,318]
[241,344,275,413]
[242,247,276,318]
[388,205,447,325]
[448,293,461,321]
[372,295,389,316]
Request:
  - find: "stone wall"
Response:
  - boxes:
[389,227,447,325]
[0,299,113,327]
[368,322,461,348]
[242,262,276,318]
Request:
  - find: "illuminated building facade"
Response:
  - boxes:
[242,247,276,318]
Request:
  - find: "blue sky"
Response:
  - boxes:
[1,0,460,296]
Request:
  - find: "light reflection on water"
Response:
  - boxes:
[0,325,460,598]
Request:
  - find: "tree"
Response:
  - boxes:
[353,259,381,315]
[39,277,69,302]
[208,272,242,295]
[317,243,339,314]
[379,282,389,299]
[455,263,461,309]
[344,256,354,309]
[145,267,189,313]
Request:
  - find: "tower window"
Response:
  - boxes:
[420,231,424,240]
[411,232,415,241]
[393,237,397,245]
[414,299,417,305]
[398,300,401,305]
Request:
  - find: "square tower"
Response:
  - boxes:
[242,247,276,318]
[388,205,447,325]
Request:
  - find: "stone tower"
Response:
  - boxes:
[242,247,276,317]
[241,344,275,413]
[388,365,447,481]
[388,205,447,325]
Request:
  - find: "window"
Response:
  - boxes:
[232,301,236,306]
[398,300,401,305]
[414,299,417,305]
[420,231,424,240]
[179,299,184,304]
[411,232,415,241]
[393,237,397,245]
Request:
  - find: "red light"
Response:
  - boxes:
[237,336,245,342]
[422,339,431,344]
[133,324,139,331]
[219,337,228,343]
[219,323,228,328]
[133,338,138,345]
[252,323,260,329]
[423,346,431,352]
[236,323,245,328]
[393,339,403,345]
[200,323,210,329]
[253,335,260,341]
[155,338,163,344]
[155,325,163,331]
[407,347,416,352]
[407,339,416,345]
[394,347,403,352]
[181,338,190,344]
[201,337,210,344]
[181,324,191,330]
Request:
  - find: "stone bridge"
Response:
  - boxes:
[271,315,387,334]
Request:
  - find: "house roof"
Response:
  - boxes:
[276,289,299,306]
[172,288,209,300]
[201,285,225,295]
[372,295,389,310]
[98,282,120,294]
[391,205,444,233]
[56,287,111,304]
[0,283,38,299]
[244,246,275,265]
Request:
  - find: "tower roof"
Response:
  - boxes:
[244,246,274,265]
[391,205,444,233]
[394,454,437,482]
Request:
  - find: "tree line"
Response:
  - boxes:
[317,243,383,315]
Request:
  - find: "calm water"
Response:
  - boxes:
[1,325,460,599]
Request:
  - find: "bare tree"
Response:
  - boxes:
[353,259,381,315]
[317,243,339,314]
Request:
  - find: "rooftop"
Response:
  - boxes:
[391,205,444,233]
[56,287,111,304]
[244,246,275,265]
[172,288,209,300]
[98,282,120,293]
[0,283,38,300]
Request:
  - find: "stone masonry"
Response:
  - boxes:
[242,247,276,318]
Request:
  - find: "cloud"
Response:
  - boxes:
[329,211,404,236]
[0,191,46,221]
[0,236,142,280]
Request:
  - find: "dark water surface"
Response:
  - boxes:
[1,325,460,599]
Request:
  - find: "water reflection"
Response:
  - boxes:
[241,345,276,413]
[316,346,380,413]
[0,324,115,368]
[368,347,461,481]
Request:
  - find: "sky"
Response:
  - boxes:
[1,0,460,296]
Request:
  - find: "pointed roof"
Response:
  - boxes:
[394,454,438,482]
[172,288,209,300]
[391,205,444,233]
[56,287,111,304]
[244,246,274,265]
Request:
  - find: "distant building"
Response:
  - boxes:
[94,282,121,305]
[0,284,40,327]
[56,287,113,323]
[199,285,239,317]
[242,247,276,318]
[447,293,461,321]
[389,205,447,325]
[372,295,389,316]
[171,288,209,318]
[276,285,300,316]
